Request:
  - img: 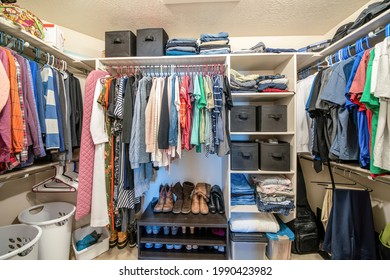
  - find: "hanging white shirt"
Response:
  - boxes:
[90,78,109,227]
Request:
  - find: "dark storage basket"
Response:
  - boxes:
[230,106,256,132]
[231,142,259,171]
[105,30,136,57]
[137,28,168,56]
[259,142,290,171]
[256,105,287,132]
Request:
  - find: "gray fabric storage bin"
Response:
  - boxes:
[256,105,287,132]
[231,142,259,171]
[260,142,290,171]
[230,106,256,132]
[137,28,168,56]
[105,30,136,57]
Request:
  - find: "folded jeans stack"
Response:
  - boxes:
[251,175,295,216]
[166,38,199,56]
[257,74,289,92]
[199,32,230,55]
[231,174,256,206]
[230,69,259,92]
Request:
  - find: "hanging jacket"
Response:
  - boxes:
[0,55,10,163]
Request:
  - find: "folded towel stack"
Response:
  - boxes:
[166,38,199,56]
[199,32,231,55]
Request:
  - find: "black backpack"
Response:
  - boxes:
[287,156,320,254]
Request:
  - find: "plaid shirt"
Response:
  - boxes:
[14,60,28,162]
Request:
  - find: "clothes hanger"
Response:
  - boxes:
[62,161,79,182]
[31,165,78,193]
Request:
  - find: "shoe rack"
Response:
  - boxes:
[137,202,229,260]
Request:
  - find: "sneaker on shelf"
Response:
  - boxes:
[192,245,198,250]
[174,244,182,250]
[152,226,161,235]
[163,226,170,235]
[154,243,163,249]
[190,227,195,234]
[186,245,192,251]
[171,226,179,235]
[166,244,174,250]
[218,246,225,253]
[145,226,152,235]
[182,226,186,234]
[145,243,153,249]
[213,246,218,250]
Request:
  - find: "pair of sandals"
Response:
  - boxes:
[207,185,225,214]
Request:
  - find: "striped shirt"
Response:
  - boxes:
[41,65,60,150]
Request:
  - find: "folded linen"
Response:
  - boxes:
[230,212,280,233]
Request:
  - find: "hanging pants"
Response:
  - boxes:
[323,189,377,260]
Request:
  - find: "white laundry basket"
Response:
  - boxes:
[0,224,42,260]
[18,202,76,260]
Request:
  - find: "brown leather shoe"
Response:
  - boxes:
[182,181,195,214]
[171,182,183,214]
[163,185,174,212]
[199,196,209,215]
[153,184,166,213]
[117,231,128,249]
[194,183,211,202]
[191,192,200,214]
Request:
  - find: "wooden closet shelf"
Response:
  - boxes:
[138,203,228,227]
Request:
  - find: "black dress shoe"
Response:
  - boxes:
[211,185,225,214]
[208,192,217,214]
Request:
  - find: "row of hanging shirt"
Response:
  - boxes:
[297,34,390,177]
[88,66,233,229]
[0,46,83,174]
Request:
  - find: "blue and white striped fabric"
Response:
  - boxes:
[41,65,60,150]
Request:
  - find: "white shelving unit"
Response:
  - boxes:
[225,53,297,223]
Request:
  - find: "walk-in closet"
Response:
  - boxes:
[0,0,389,265]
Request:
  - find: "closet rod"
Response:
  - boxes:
[0,30,68,71]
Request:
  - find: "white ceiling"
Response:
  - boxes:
[17,0,372,40]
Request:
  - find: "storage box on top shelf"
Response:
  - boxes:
[230,230,268,260]
[265,220,294,260]
[43,23,65,51]
[105,30,136,57]
[136,28,168,56]
[71,225,109,260]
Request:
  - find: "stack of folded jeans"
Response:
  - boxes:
[257,74,289,92]
[230,174,256,206]
[230,69,259,92]
[251,175,295,216]
[166,38,199,56]
[199,32,231,55]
